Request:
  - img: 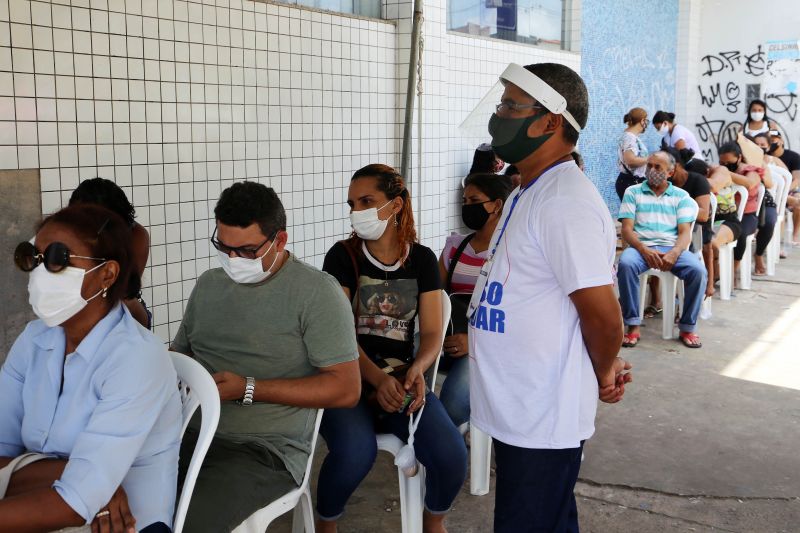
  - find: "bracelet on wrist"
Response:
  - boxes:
[241,376,255,406]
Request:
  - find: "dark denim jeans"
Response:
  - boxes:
[316,391,467,520]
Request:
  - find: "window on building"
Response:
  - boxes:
[279,0,381,18]
[447,0,568,49]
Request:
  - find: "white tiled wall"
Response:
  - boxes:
[0,0,579,340]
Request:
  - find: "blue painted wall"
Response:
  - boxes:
[579,0,679,214]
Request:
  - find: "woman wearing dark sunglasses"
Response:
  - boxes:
[0,205,181,533]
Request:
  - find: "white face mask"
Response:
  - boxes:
[350,200,393,241]
[217,239,279,284]
[29,263,106,327]
[659,124,670,136]
[751,111,765,122]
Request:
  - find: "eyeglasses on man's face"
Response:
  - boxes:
[210,227,273,259]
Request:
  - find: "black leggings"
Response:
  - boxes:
[733,207,778,260]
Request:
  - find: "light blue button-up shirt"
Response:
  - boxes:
[0,304,181,527]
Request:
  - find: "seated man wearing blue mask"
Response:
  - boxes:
[618,151,706,349]
[171,181,361,532]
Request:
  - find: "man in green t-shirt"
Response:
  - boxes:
[171,182,360,532]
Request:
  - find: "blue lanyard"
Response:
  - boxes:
[488,160,570,257]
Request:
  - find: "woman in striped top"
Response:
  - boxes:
[437,173,513,429]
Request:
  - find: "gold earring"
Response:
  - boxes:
[102,287,108,298]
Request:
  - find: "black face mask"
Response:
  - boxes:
[768,142,780,154]
[723,162,739,172]
[461,201,493,231]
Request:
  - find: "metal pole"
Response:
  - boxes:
[400,0,423,182]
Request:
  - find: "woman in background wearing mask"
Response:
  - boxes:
[469,143,505,174]
[743,99,777,137]
[437,173,513,431]
[615,107,650,200]
[0,205,181,532]
[717,142,774,283]
[318,165,467,533]
[653,110,701,158]
[68,177,152,329]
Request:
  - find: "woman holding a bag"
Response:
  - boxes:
[317,164,466,533]
[438,173,513,431]
[0,205,181,532]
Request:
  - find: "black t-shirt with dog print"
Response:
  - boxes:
[323,240,441,367]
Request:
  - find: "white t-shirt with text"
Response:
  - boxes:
[468,161,616,449]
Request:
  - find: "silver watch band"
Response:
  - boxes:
[242,376,255,406]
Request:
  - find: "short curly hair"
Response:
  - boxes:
[69,177,136,227]
[214,181,286,237]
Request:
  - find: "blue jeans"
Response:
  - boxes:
[617,246,707,333]
[494,439,583,533]
[316,391,467,520]
[439,355,470,427]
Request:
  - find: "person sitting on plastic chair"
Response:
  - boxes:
[618,151,708,349]
[170,182,361,533]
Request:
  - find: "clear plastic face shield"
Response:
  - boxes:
[458,63,582,150]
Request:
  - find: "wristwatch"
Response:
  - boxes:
[242,377,255,406]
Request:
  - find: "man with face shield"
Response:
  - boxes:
[170,181,361,532]
[465,63,630,532]
[617,152,707,349]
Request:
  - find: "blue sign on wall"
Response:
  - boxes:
[579,0,678,214]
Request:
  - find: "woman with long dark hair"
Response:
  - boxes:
[743,99,777,137]
[317,164,467,533]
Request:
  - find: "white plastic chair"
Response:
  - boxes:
[765,166,791,275]
[697,195,718,319]
[170,352,222,533]
[375,290,450,533]
[232,408,323,533]
[469,425,492,496]
[718,185,749,300]
[739,183,765,290]
[637,200,698,340]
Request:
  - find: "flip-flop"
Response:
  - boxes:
[622,332,640,348]
[679,332,702,348]
[643,305,662,319]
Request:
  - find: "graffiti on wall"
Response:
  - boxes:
[696,44,799,161]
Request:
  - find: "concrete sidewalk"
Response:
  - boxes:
[272,251,800,532]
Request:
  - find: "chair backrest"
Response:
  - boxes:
[732,184,749,221]
[170,352,221,533]
[298,408,324,492]
[770,164,792,218]
[428,290,452,385]
[709,193,718,227]
[753,183,766,216]
[683,199,699,252]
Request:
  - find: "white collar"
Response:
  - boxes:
[361,241,409,272]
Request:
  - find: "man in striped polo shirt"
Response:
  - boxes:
[618,151,707,348]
